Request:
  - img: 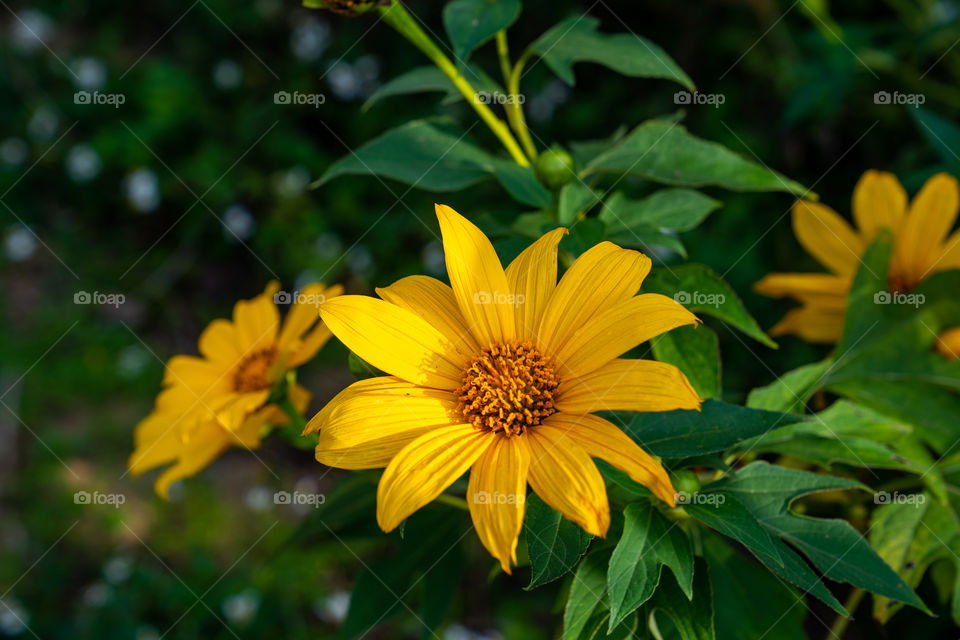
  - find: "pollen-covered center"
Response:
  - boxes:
[233,347,278,393]
[456,341,560,436]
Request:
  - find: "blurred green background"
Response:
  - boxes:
[2,0,959,638]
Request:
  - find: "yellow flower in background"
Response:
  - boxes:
[130,281,342,497]
[306,204,702,572]
[755,171,960,344]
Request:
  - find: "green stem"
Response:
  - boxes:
[435,494,470,511]
[827,588,865,640]
[279,396,308,434]
[377,1,530,166]
[505,48,539,161]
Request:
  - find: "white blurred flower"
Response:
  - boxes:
[0,597,30,636]
[222,589,260,626]
[27,107,59,142]
[291,17,331,62]
[422,240,446,277]
[0,138,29,167]
[4,226,38,262]
[273,165,310,198]
[327,55,380,101]
[213,59,243,91]
[10,9,53,53]
[528,79,571,124]
[222,204,255,241]
[135,625,160,640]
[103,555,133,584]
[313,591,350,624]
[314,232,342,261]
[125,168,160,213]
[72,57,107,91]
[82,582,110,608]
[66,144,101,183]
[116,344,150,379]
[346,245,373,278]
[244,485,273,512]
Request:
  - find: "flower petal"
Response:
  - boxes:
[436,204,515,347]
[198,319,241,364]
[754,272,850,306]
[769,306,845,343]
[852,170,906,243]
[309,377,459,469]
[320,295,466,390]
[792,200,864,276]
[377,275,480,356]
[526,426,609,537]
[129,411,182,476]
[537,242,651,354]
[937,230,960,271]
[154,421,229,499]
[553,294,699,378]
[541,413,676,506]
[936,327,960,360]
[504,228,567,339]
[233,290,281,351]
[467,434,530,573]
[278,283,343,362]
[377,424,494,531]
[555,358,701,414]
[898,173,960,284]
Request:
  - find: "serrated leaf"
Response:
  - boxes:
[492,161,552,207]
[620,400,800,458]
[525,493,593,589]
[607,502,693,629]
[651,325,720,399]
[599,189,721,235]
[586,120,808,196]
[644,263,776,348]
[362,64,501,110]
[443,0,520,63]
[648,558,714,640]
[747,359,832,413]
[563,549,611,640]
[558,180,602,225]
[684,492,783,565]
[529,16,694,90]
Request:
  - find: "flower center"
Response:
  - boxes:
[456,341,560,436]
[233,347,278,393]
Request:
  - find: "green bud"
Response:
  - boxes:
[535,146,576,190]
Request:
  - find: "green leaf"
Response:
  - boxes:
[419,537,464,639]
[607,502,693,628]
[558,181,602,225]
[835,231,892,355]
[529,16,694,90]
[685,493,783,565]
[585,120,808,196]
[713,462,927,613]
[747,359,831,413]
[443,0,520,63]
[491,161,553,208]
[702,534,806,640]
[524,493,593,589]
[912,107,960,168]
[362,64,500,110]
[563,549,611,640]
[599,189,721,235]
[644,263,776,348]
[318,119,493,191]
[620,400,800,458]
[651,325,721,399]
[648,558,715,640]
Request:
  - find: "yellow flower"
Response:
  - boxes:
[306,204,702,572]
[130,281,342,497]
[755,171,960,344]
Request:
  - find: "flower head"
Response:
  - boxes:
[306,204,702,572]
[130,281,342,497]
[755,171,960,344]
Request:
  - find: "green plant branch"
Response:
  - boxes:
[435,494,470,510]
[827,588,865,640]
[505,46,539,162]
[377,1,530,166]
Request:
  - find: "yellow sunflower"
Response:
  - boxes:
[305,204,702,572]
[130,281,342,497]
[755,171,960,344]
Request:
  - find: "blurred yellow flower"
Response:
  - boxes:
[130,281,342,497]
[755,171,960,344]
[306,204,701,572]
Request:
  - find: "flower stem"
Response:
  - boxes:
[827,588,865,640]
[377,1,530,166]
[501,42,539,162]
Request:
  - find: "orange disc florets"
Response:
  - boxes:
[456,341,560,436]
[233,347,278,392]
